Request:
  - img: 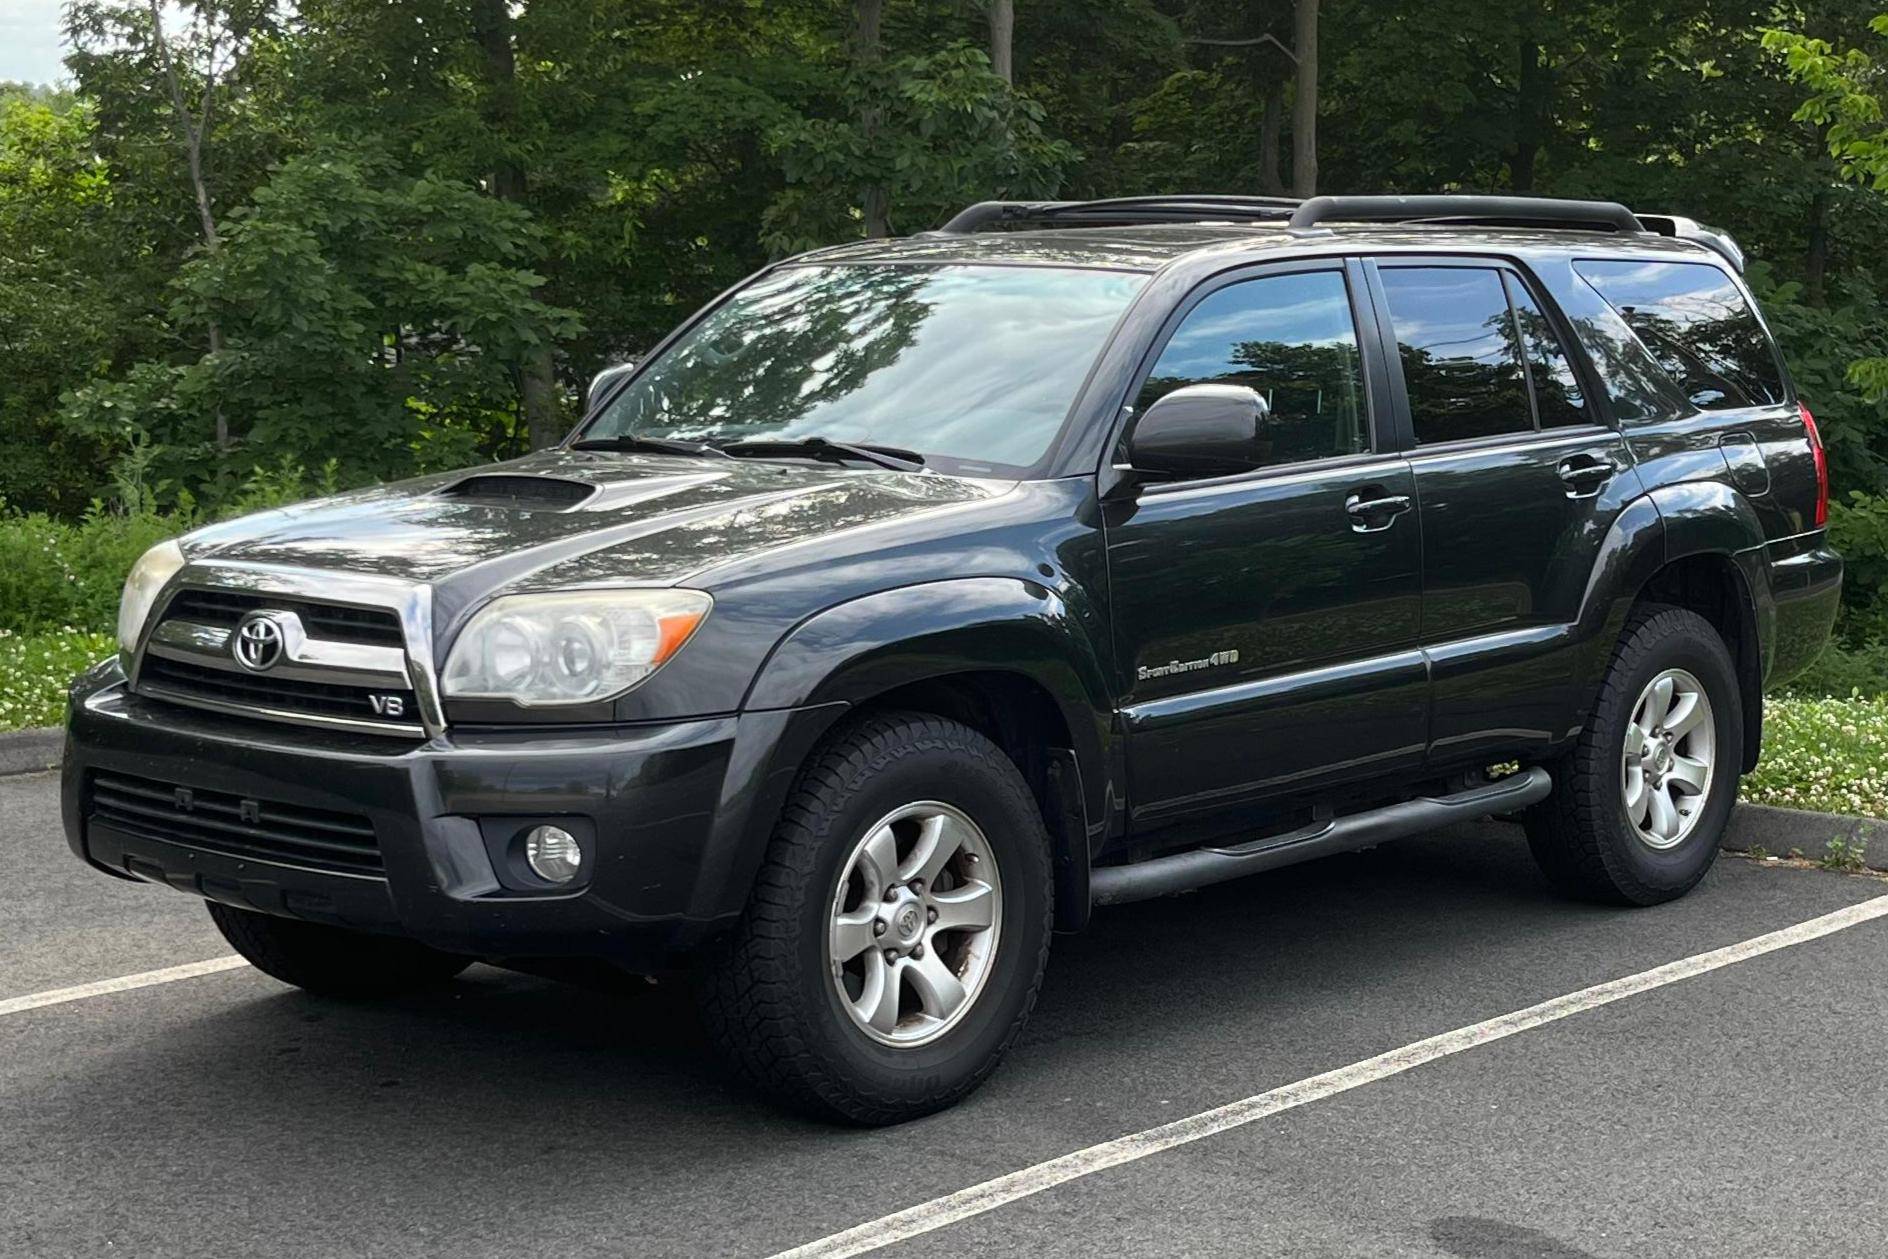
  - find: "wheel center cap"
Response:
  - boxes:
[1652,743,1671,771]
[894,903,924,941]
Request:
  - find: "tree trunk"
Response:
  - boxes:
[147,0,229,447]
[856,0,890,237]
[1291,0,1318,198]
[1259,78,1284,196]
[986,0,1014,85]
[1507,26,1548,192]
[1806,124,1832,308]
[1806,184,1830,308]
[471,0,563,449]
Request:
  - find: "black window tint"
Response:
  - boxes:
[1573,260,1784,410]
[1379,267,1531,444]
[1137,270,1367,467]
[1550,270,1690,423]
[1504,273,1590,428]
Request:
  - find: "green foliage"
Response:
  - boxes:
[1782,636,1888,697]
[1744,693,1888,818]
[1826,489,1888,638]
[1820,834,1870,870]
[0,94,157,516]
[0,630,117,731]
[56,147,581,505]
[0,505,185,635]
[3,0,1888,588]
[764,43,1077,250]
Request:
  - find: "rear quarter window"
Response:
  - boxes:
[1573,259,1786,411]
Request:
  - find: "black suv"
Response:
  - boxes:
[64,194,1841,1124]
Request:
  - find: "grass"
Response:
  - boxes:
[1742,693,1888,820]
[2,630,1887,822]
[0,629,115,732]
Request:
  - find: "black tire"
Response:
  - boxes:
[207,902,472,997]
[698,711,1054,1125]
[1525,605,1744,906]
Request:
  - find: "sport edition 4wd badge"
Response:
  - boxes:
[1137,649,1239,682]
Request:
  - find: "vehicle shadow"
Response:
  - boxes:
[10,821,1727,1257]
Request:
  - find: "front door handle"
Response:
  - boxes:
[1344,491,1413,533]
[1556,455,1616,498]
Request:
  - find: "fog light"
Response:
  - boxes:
[525,825,583,883]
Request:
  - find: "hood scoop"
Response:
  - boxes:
[437,474,598,510]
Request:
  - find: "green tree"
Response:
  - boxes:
[60,148,580,500]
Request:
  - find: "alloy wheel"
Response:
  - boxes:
[826,801,1003,1048]
[1621,667,1716,851]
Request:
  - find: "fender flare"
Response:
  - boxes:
[744,577,1117,926]
[1563,493,1666,729]
[745,577,1114,809]
[1643,480,1773,769]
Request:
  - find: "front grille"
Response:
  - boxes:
[140,656,418,729]
[161,589,405,648]
[90,772,383,877]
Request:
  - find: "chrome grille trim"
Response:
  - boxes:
[145,616,412,690]
[129,562,445,738]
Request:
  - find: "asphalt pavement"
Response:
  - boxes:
[3,767,1885,1258]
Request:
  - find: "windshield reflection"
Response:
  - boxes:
[583,263,1146,475]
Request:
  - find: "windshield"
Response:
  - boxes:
[580,263,1146,476]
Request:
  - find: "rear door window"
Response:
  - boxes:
[1572,259,1785,410]
[1378,266,1532,444]
[1504,274,1590,428]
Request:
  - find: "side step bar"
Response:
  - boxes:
[1090,767,1553,907]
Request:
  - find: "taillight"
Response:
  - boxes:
[1801,402,1829,528]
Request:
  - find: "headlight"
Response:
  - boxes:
[116,540,187,653]
[440,589,711,706]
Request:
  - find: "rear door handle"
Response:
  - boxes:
[1555,455,1616,498]
[1344,491,1412,533]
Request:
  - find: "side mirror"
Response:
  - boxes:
[1125,383,1271,479]
[586,359,638,412]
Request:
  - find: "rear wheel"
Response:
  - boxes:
[1525,605,1743,905]
[207,902,472,997]
[699,712,1053,1125]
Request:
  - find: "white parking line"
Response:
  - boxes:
[0,956,248,1017]
[766,893,1888,1259]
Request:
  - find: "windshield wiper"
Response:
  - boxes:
[718,436,926,473]
[569,434,731,458]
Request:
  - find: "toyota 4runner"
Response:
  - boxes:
[64,194,1842,1124]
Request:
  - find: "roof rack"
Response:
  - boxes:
[1635,214,1746,272]
[927,192,1747,271]
[1286,194,1645,235]
[929,195,1303,235]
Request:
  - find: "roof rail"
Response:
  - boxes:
[930,195,1303,235]
[928,193,1745,270]
[1287,194,1645,235]
[1635,214,1746,272]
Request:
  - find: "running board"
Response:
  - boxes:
[1090,767,1553,907]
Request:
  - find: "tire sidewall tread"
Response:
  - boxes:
[1526,604,1744,906]
[699,711,1053,1125]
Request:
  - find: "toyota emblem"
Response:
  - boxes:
[232,611,289,672]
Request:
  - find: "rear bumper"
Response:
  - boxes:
[1761,539,1843,688]
[62,659,844,968]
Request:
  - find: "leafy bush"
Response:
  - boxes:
[1783,638,1888,699]
[0,506,182,635]
[0,629,115,730]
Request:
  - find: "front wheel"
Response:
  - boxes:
[1525,605,1744,905]
[699,712,1053,1125]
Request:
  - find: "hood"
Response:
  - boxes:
[181,449,1003,593]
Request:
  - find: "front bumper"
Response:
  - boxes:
[62,660,843,967]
